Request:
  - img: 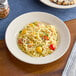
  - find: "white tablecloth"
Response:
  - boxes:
[62,42,76,76]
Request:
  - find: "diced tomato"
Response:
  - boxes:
[43,36,49,40]
[37,24,39,27]
[49,44,56,50]
[18,39,23,44]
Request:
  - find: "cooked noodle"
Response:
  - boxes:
[17,21,58,57]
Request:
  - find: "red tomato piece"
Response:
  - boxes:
[18,39,23,44]
[49,44,56,50]
[37,24,39,27]
[43,36,49,40]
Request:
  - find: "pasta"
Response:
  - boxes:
[17,21,58,57]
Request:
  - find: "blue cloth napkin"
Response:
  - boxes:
[0,0,76,40]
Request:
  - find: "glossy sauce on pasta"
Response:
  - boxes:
[17,21,58,57]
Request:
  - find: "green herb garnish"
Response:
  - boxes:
[44,32,48,36]
[19,30,22,33]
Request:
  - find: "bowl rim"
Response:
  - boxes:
[40,0,76,9]
[5,12,71,65]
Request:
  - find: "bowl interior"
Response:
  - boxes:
[5,12,71,64]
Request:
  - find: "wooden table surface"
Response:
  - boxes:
[0,19,76,76]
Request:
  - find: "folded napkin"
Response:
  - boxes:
[62,42,76,76]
